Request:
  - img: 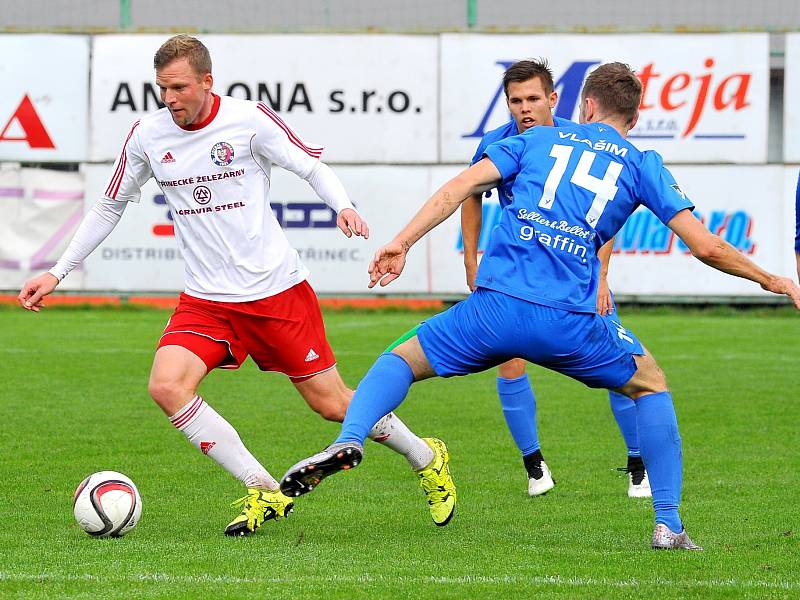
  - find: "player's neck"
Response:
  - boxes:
[193,92,216,126]
[589,116,630,138]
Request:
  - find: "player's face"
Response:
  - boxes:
[156,58,213,127]
[506,77,557,133]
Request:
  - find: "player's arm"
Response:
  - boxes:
[305,162,367,239]
[369,158,502,288]
[18,121,149,312]
[461,194,483,291]
[18,197,127,312]
[667,209,800,308]
[253,107,367,239]
[596,237,615,315]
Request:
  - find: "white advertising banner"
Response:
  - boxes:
[44,164,793,298]
[430,165,792,298]
[80,164,433,293]
[0,166,85,290]
[441,34,769,164]
[0,35,90,162]
[603,165,791,298]
[90,35,438,163]
[784,34,800,162]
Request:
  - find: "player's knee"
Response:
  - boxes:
[498,358,526,379]
[148,377,190,407]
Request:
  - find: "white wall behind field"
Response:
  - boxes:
[2,30,798,300]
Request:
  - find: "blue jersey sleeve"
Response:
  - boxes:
[483,135,526,182]
[638,151,695,225]
[795,171,800,253]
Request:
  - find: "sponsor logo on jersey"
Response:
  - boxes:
[160,151,175,163]
[193,185,212,205]
[671,183,686,199]
[210,141,234,166]
[304,348,320,362]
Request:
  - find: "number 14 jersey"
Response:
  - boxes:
[478,121,694,313]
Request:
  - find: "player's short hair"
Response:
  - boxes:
[154,35,212,78]
[503,59,555,97]
[581,62,642,126]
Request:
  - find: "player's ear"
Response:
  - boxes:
[202,72,213,92]
[629,110,639,130]
[549,91,558,110]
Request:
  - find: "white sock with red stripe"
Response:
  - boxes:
[368,412,434,471]
[169,395,279,491]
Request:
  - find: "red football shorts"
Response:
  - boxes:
[158,280,336,380]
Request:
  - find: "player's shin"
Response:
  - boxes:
[498,374,540,455]
[635,392,683,532]
[170,395,279,490]
[335,352,415,445]
[609,390,640,456]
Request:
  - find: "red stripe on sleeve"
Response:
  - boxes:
[105,121,140,199]
[256,103,323,158]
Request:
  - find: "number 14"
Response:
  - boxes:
[538,144,623,226]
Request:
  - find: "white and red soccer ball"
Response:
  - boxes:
[73,471,142,537]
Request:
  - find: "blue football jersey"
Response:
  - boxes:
[471,117,572,208]
[795,170,800,252]
[475,121,694,313]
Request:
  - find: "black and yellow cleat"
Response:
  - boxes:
[416,438,457,526]
[223,488,294,537]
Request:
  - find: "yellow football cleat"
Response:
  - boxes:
[416,438,456,526]
[224,487,294,537]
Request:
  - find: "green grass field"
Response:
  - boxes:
[1,306,798,599]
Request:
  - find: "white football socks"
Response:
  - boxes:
[169,395,279,491]
[368,412,435,470]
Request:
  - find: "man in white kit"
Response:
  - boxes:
[18,35,455,536]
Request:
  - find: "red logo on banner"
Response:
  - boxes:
[0,95,56,149]
[638,57,752,138]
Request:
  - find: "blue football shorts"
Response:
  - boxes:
[416,287,644,390]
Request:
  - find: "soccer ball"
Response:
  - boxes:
[73,471,142,537]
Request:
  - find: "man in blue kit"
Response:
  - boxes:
[280,63,800,549]
[795,172,800,282]
[461,59,649,497]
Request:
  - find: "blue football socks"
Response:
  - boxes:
[635,391,683,532]
[335,352,415,445]
[609,390,640,457]
[497,374,540,457]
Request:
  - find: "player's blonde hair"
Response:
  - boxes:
[154,35,212,78]
[581,62,642,126]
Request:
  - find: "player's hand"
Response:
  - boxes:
[596,278,614,315]
[368,239,408,288]
[337,208,369,239]
[18,272,59,312]
[464,261,478,292]
[762,275,800,310]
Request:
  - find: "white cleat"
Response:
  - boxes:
[527,461,555,496]
[628,470,652,498]
[651,524,703,550]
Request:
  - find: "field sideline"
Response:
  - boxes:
[1,306,798,599]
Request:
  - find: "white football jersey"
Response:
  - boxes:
[104,94,323,301]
